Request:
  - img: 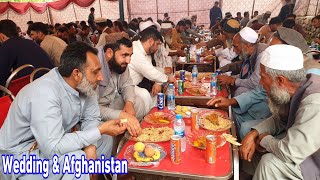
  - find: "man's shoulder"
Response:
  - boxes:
[44,35,67,46]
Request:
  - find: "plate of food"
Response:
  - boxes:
[186,87,207,96]
[198,72,212,80]
[184,81,201,89]
[126,127,174,142]
[144,112,175,125]
[199,110,232,132]
[186,131,227,150]
[174,105,196,118]
[124,142,166,167]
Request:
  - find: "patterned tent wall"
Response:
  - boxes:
[295,0,320,16]
[128,0,284,25]
[0,0,128,32]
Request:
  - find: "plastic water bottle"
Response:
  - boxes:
[192,65,198,85]
[167,83,175,110]
[210,73,217,96]
[174,114,186,152]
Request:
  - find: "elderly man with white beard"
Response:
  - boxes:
[0,42,127,180]
[240,44,320,180]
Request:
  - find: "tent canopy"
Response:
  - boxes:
[0,0,318,32]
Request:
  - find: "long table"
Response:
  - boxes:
[116,107,239,179]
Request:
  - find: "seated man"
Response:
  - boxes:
[0,42,127,179]
[0,19,54,86]
[97,37,144,137]
[258,17,282,43]
[218,27,267,96]
[240,45,320,180]
[129,27,176,111]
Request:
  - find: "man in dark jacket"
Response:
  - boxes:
[210,1,222,28]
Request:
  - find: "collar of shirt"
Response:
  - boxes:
[102,27,109,33]
[53,68,80,97]
[135,40,148,57]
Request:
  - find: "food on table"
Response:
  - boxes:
[184,81,201,88]
[174,105,192,117]
[200,112,232,131]
[186,87,206,96]
[133,127,174,142]
[133,142,145,153]
[144,112,174,125]
[120,118,128,124]
[222,133,242,146]
[132,142,161,162]
[204,55,215,61]
[193,136,206,149]
[175,71,192,80]
[198,72,212,80]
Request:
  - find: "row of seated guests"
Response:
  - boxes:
[205,16,320,180]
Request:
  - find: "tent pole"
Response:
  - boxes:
[127,0,131,21]
[47,7,53,25]
[156,0,159,20]
[316,0,319,16]
[187,0,190,17]
[29,9,32,21]
[72,3,77,20]
[119,0,124,21]
[306,0,311,16]
[98,0,102,18]
[251,0,256,18]
[7,10,9,19]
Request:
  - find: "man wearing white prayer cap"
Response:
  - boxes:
[139,20,155,32]
[239,44,320,180]
[218,27,268,96]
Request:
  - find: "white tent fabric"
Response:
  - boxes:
[1,0,318,33]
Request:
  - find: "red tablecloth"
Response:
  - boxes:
[116,108,233,179]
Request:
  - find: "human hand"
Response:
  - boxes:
[164,67,173,75]
[83,145,97,160]
[206,97,237,108]
[255,132,269,153]
[98,119,127,136]
[120,111,142,137]
[123,101,136,117]
[240,130,259,162]
[151,83,162,97]
[217,75,236,86]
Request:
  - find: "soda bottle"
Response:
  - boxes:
[167,84,175,110]
[174,114,186,152]
[210,73,217,96]
[192,65,198,85]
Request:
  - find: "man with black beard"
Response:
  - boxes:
[240,45,320,180]
[97,37,143,138]
[0,42,127,180]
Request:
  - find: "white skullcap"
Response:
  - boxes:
[161,22,172,29]
[139,20,154,32]
[154,22,161,31]
[95,18,107,23]
[260,44,304,71]
[239,27,258,43]
[265,11,272,14]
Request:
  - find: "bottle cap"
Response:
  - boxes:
[176,114,183,119]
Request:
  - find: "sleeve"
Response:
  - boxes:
[235,54,262,89]
[260,94,320,164]
[29,88,101,158]
[233,86,266,113]
[99,105,122,120]
[130,54,168,83]
[216,47,238,62]
[219,61,243,73]
[253,113,285,136]
[0,45,11,86]
[120,69,136,103]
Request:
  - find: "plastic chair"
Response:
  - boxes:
[0,85,15,128]
[5,64,34,96]
[29,68,50,82]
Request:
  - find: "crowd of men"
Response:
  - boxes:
[0,0,320,179]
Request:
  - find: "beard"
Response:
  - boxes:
[108,55,127,74]
[77,75,97,97]
[240,46,250,60]
[267,82,291,114]
[164,35,172,44]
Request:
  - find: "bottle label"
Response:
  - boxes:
[167,95,175,101]
[210,82,217,87]
[192,73,198,77]
[175,130,185,137]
